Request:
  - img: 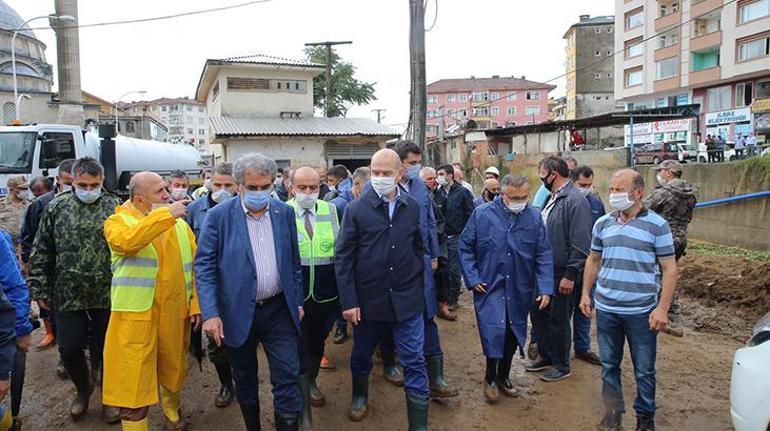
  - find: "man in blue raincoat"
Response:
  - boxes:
[459,174,554,404]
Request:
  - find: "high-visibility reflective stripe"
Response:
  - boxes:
[300,256,334,266]
[183,262,193,272]
[122,257,157,267]
[111,277,156,288]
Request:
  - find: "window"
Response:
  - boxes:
[507,92,517,101]
[737,33,770,61]
[459,94,468,102]
[198,117,205,125]
[185,116,193,124]
[426,110,436,118]
[525,106,541,115]
[472,92,489,102]
[625,8,644,30]
[656,57,679,79]
[168,115,183,125]
[707,85,732,111]
[161,106,167,112]
[198,128,206,135]
[692,48,720,70]
[186,105,192,111]
[625,67,643,87]
[491,92,500,100]
[735,82,754,107]
[658,29,679,49]
[39,132,76,169]
[625,37,644,58]
[171,104,180,111]
[491,106,499,116]
[199,139,205,145]
[212,82,219,101]
[507,107,517,115]
[738,0,769,23]
[472,107,489,116]
[526,91,540,100]
[186,128,194,135]
[459,109,467,117]
[125,121,135,133]
[757,80,770,98]
[447,94,456,103]
[447,109,455,116]
[427,95,438,104]
[198,106,204,113]
[677,94,689,105]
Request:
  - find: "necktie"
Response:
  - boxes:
[304,210,314,239]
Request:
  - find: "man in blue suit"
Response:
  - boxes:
[186,162,238,408]
[375,140,458,399]
[459,174,554,404]
[335,149,430,430]
[195,153,304,431]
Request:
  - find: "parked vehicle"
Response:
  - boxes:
[632,142,679,165]
[677,143,698,163]
[697,143,737,163]
[0,124,202,197]
[731,312,770,431]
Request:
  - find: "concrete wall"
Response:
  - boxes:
[638,160,770,251]
[217,67,317,118]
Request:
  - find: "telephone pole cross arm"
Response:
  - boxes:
[305,41,353,117]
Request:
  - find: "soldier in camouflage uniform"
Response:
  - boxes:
[643,160,697,337]
[28,157,122,424]
[0,176,33,242]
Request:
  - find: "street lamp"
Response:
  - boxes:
[114,90,147,135]
[12,14,76,122]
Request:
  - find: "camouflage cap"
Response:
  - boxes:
[653,159,682,173]
[6,176,28,189]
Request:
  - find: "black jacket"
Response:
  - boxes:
[20,191,56,263]
[541,181,592,282]
[334,188,425,322]
[434,182,475,236]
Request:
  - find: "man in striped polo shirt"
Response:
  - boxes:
[580,169,678,431]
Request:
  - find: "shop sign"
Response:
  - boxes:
[705,108,752,126]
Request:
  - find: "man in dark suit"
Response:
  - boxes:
[335,149,430,430]
[195,153,304,431]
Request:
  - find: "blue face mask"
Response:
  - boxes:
[75,187,102,205]
[406,164,422,180]
[243,190,270,211]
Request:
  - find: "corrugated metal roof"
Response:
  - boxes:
[210,117,400,137]
[213,54,325,68]
[427,77,556,94]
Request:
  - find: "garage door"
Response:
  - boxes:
[325,143,381,160]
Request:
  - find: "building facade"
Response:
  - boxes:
[425,76,555,136]
[195,55,398,168]
[123,97,208,150]
[614,0,770,144]
[564,15,618,120]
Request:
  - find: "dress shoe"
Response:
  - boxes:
[575,350,602,366]
[333,325,348,344]
[215,384,234,408]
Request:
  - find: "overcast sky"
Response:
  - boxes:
[13,0,613,131]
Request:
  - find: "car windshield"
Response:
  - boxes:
[666,143,678,152]
[680,144,696,151]
[0,132,36,173]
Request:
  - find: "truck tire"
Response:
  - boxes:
[729,155,736,161]
[652,156,661,165]
[699,156,707,163]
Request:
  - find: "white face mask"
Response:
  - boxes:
[203,179,212,189]
[436,176,448,186]
[211,188,233,203]
[578,187,592,197]
[295,191,319,210]
[60,184,72,193]
[170,188,188,201]
[609,192,636,212]
[16,189,34,201]
[507,201,527,214]
[656,174,666,185]
[371,176,397,196]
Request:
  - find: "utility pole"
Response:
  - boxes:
[371,108,386,123]
[305,41,352,117]
[409,0,428,163]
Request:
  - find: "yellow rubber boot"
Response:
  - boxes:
[0,406,12,431]
[121,417,149,431]
[160,386,181,423]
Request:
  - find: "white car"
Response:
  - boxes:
[731,312,770,431]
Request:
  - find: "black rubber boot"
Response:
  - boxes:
[426,354,459,398]
[239,403,260,431]
[213,361,234,408]
[406,394,429,431]
[381,350,404,386]
[484,358,499,404]
[496,356,518,398]
[308,355,326,407]
[636,414,655,431]
[274,412,299,431]
[299,374,314,430]
[348,376,369,422]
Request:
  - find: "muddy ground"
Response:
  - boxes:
[19,251,769,430]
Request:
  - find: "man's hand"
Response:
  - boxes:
[36,299,49,311]
[0,379,8,401]
[298,306,305,321]
[558,278,574,295]
[579,294,592,318]
[343,307,361,326]
[536,295,551,310]
[16,334,31,353]
[203,317,224,347]
[649,306,669,332]
[430,259,438,272]
[190,314,202,331]
[169,199,191,218]
[473,283,487,294]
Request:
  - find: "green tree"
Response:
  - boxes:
[304,46,377,117]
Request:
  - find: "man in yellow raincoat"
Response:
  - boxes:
[102,172,201,431]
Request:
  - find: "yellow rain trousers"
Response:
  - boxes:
[102,202,200,409]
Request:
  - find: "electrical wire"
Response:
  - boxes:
[425,0,438,32]
[431,0,739,122]
[27,0,271,31]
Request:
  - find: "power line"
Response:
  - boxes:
[432,0,739,122]
[27,0,272,31]
[425,0,438,32]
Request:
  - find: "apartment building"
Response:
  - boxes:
[123,97,208,150]
[615,0,770,144]
[564,15,617,120]
[425,76,555,136]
